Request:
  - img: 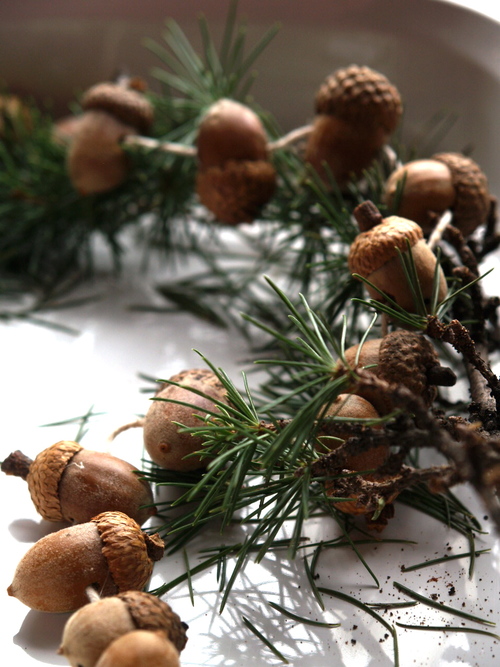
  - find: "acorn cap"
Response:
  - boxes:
[348,215,423,277]
[196,159,276,224]
[314,64,402,133]
[117,590,188,653]
[377,330,441,406]
[432,152,490,236]
[92,512,164,593]
[27,440,82,521]
[82,82,154,134]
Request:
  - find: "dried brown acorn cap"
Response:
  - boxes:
[348,203,447,312]
[92,511,164,593]
[81,82,154,134]
[196,159,276,224]
[59,591,187,667]
[314,64,402,133]
[7,511,164,612]
[95,630,180,667]
[196,98,269,169]
[432,152,490,237]
[26,439,82,521]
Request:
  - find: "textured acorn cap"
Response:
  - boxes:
[314,64,402,133]
[82,82,154,134]
[92,511,164,592]
[348,215,423,277]
[377,330,440,403]
[196,159,276,224]
[27,440,82,521]
[117,591,188,652]
[95,630,180,667]
[432,152,490,236]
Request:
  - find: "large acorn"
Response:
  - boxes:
[1,440,156,526]
[7,511,164,612]
[59,590,187,667]
[195,98,276,224]
[339,329,456,413]
[67,80,154,194]
[95,630,180,667]
[305,64,402,186]
[384,152,490,237]
[143,368,229,471]
[348,201,447,312]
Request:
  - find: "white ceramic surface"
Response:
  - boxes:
[2,2,500,666]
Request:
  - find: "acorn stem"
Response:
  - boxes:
[427,209,453,250]
[1,450,32,480]
[353,201,384,232]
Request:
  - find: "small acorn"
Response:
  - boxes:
[0,93,32,138]
[59,590,187,667]
[67,80,154,195]
[1,440,156,526]
[144,368,229,471]
[319,393,388,472]
[348,201,447,312]
[384,152,490,237]
[305,64,402,186]
[195,98,276,224]
[7,511,164,612]
[95,630,180,667]
[339,330,456,413]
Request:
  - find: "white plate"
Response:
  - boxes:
[2,2,500,666]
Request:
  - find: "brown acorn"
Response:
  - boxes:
[384,152,490,236]
[340,330,456,413]
[1,440,156,525]
[305,65,402,186]
[144,368,229,471]
[94,631,180,667]
[319,393,388,472]
[195,98,276,224]
[67,80,154,195]
[348,201,447,312]
[59,590,187,667]
[7,511,164,612]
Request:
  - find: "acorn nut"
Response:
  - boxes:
[59,590,187,667]
[195,98,276,224]
[1,440,156,525]
[348,201,447,312]
[305,64,402,186]
[94,630,180,667]
[67,80,154,194]
[384,152,490,237]
[144,368,229,471]
[7,511,165,612]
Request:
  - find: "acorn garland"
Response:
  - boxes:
[3,7,500,667]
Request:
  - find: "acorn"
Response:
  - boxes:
[144,368,229,471]
[0,93,32,138]
[305,64,402,186]
[67,80,154,195]
[1,440,156,526]
[339,330,456,413]
[94,631,180,667]
[319,393,388,472]
[384,152,490,236]
[59,590,187,667]
[7,511,164,612]
[195,98,276,224]
[348,201,447,312]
